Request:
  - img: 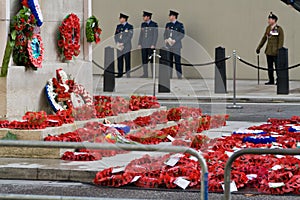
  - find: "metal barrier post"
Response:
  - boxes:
[227,50,243,109]
[103,47,115,92]
[277,47,289,95]
[214,47,227,94]
[224,148,300,200]
[152,49,157,97]
[159,48,171,93]
[0,140,208,200]
[257,55,260,85]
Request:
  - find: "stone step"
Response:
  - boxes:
[0,151,167,183]
[0,107,167,159]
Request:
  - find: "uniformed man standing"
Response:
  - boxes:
[256,12,284,85]
[114,13,134,78]
[138,11,158,78]
[164,10,185,79]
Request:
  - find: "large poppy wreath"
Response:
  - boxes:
[45,69,93,112]
[28,34,44,69]
[58,13,81,61]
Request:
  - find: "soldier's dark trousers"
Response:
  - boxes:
[141,48,153,77]
[169,49,182,79]
[266,55,278,83]
[117,50,131,77]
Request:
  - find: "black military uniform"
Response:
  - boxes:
[114,13,134,78]
[164,10,185,79]
[138,11,158,78]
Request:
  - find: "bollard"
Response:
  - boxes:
[103,47,115,92]
[277,47,289,95]
[159,48,171,93]
[214,47,227,93]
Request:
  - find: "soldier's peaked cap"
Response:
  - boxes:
[143,11,152,17]
[119,13,129,19]
[169,10,179,17]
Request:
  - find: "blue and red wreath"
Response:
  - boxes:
[28,34,44,68]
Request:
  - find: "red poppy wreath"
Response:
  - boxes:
[58,13,81,61]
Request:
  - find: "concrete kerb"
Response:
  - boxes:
[0,193,139,200]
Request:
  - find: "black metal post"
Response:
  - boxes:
[158,48,171,93]
[214,47,227,93]
[103,47,115,92]
[277,47,289,95]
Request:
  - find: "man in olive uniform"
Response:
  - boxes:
[138,11,158,78]
[164,10,185,79]
[114,13,134,78]
[256,12,284,85]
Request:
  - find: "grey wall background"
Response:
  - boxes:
[92,0,300,80]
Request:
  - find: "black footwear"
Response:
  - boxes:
[265,81,275,85]
[140,74,148,78]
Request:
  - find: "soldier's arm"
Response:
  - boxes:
[138,24,143,46]
[152,23,159,46]
[173,23,185,42]
[257,28,268,50]
[163,24,168,40]
[114,26,119,43]
[278,27,284,49]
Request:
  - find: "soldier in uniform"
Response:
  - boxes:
[164,10,185,79]
[256,12,284,85]
[114,13,134,78]
[138,11,158,78]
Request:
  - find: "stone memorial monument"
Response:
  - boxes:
[0,0,93,119]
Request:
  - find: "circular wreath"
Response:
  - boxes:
[28,34,44,68]
[45,69,93,112]
[12,6,38,69]
[21,0,43,26]
[86,16,102,44]
[58,13,81,61]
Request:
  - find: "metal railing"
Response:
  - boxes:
[0,140,208,200]
[223,148,300,200]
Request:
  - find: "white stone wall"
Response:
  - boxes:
[0,0,93,119]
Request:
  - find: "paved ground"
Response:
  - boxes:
[93,77,300,102]
[0,180,298,200]
[162,102,300,122]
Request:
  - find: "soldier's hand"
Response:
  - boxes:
[138,45,142,49]
[256,49,260,54]
[150,45,155,49]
